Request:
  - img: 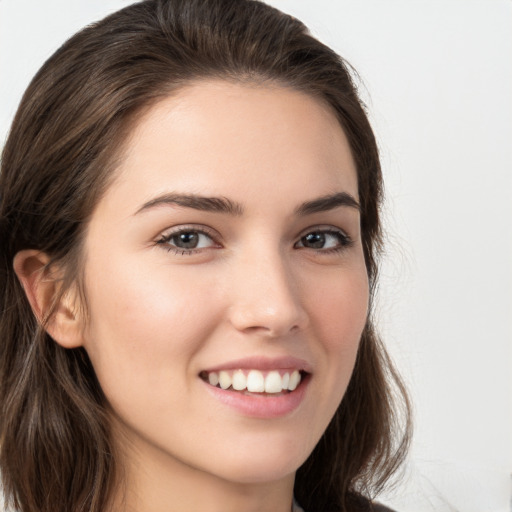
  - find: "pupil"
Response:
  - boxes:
[176,232,199,248]
[304,232,325,248]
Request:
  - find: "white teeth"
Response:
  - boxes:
[232,370,247,391]
[208,372,219,386]
[246,370,265,392]
[218,371,231,390]
[203,369,303,393]
[264,371,282,393]
[288,370,300,391]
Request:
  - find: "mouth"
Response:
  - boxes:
[199,369,307,396]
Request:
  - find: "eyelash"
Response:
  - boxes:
[156,225,353,256]
[156,226,219,256]
[294,228,353,254]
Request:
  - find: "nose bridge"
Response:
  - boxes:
[228,241,307,336]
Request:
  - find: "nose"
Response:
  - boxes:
[227,248,309,338]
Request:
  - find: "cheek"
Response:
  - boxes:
[304,262,369,400]
[308,265,369,351]
[81,253,220,395]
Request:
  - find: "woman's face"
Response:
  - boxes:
[80,80,369,486]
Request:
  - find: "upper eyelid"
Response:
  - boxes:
[157,224,219,241]
[155,224,352,247]
[297,225,350,239]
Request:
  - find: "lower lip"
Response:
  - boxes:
[201,374,310,418]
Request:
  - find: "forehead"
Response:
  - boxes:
[105,80,358,214]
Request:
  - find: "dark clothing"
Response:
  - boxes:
[293,497,397,512]
[373,505,396,512]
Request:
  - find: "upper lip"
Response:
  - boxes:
[201,356,313,374]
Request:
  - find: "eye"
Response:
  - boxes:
[156,227,218,253]
[295,228,352,252]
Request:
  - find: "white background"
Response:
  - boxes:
[1,1,511,511]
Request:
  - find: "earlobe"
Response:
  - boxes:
[13,250,84,349]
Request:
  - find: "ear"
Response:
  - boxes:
[13,250,84,348]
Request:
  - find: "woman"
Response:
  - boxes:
[0,1,410,511]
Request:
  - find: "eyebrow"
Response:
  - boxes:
[135,193,244,216]
[294,192,360,215]
[135,191,359,216]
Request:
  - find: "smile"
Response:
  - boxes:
[200,369,303,394]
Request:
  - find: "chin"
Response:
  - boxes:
[207,434,313,485]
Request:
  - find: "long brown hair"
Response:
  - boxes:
[0,1,411,511]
